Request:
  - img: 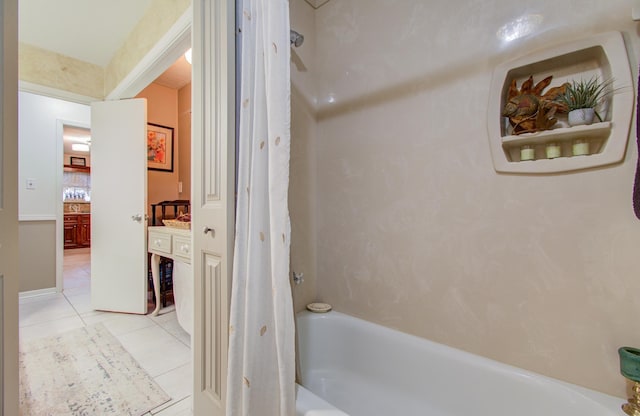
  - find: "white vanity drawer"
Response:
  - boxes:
[149,231,172,254]
[172,235,192,262]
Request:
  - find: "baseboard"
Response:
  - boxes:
[19,287,57,300]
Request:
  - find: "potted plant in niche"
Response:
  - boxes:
[558,76,615,127]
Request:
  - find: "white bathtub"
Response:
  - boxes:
[295,310,623,416]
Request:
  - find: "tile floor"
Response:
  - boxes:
[19,248,193,416]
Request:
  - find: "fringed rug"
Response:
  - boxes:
[19,323,170,416]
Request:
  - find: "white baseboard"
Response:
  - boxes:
[19,287,58,300]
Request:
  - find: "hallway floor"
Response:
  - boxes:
[19,248,193,416]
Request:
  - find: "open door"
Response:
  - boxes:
[90,99,148,314]
[192,0,235,413]
[0,0,20,413]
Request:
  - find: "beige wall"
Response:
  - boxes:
[137,82,180,221]
[178,83,191,201]
[19,43,104,99]
[289,0,318,313]
[19,0,190,99]
[19,221,56,292]
[104,0,190,95]
[291,0,640,398]
[290,87,318,312]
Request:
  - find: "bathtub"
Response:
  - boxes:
[295,310,623,416]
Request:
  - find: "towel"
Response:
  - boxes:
[633,67,640,219]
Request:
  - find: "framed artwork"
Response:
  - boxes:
[70,156,86,167]
[147,123,174,172]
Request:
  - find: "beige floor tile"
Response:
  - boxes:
[151,396,192,416]
[149,310,191,346]
[64,291,94,314]
[150,363,193,413]
[19,292,62,305]
[62,283,91,297]
[115,325,191,377]
[99,312,157,336]
[19,296,77,327]
[19,247,193,415]
[19,315,85,343]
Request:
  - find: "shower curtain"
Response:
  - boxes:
[226,0,295,415]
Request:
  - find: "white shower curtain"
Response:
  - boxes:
[226,0,295,415]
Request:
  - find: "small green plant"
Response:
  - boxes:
[558,76,615,122]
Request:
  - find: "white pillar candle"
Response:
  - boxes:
[572,139,589,156]
[546,143,561,159]
[520,145,535,161]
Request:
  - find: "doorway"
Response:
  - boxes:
[60,124,92,308]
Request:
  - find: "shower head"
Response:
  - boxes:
[290,30,304,48]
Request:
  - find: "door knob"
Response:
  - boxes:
[131,214,143,222]
[203,227,215,237]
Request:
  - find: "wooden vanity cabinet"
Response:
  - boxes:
[64,214,91,249]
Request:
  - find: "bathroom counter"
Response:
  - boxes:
[64,201,91,213]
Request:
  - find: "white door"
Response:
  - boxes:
[90,99,148,314]
[192,0,235,413]
[0,0,20,413]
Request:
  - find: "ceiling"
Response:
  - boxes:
[63,126,91,157]
[19,0,192,90]
[21,0,193,154]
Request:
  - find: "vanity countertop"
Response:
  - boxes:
[64,202,91,213]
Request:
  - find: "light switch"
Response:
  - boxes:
[26,178,36,190]
[178,181,183,193]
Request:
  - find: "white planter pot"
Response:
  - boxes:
[568,108,596,126]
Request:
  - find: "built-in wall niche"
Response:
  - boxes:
[487,31,634,174]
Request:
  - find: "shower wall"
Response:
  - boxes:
[290,0,318,312]
[290,0,640,397]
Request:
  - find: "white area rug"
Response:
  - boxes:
[19,323,170,416]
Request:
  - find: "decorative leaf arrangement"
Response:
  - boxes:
[502,75,569,135]
[503,75,617,135]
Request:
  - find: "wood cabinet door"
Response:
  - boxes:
[78,216,91,247]
[64,216,79,248]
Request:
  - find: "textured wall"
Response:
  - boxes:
[178,83,192,202]
[136,83,180,219]
[19,0,189,99]
[290,0,318,313]
[104,0,190,95]
[19,43,103,99]
[291,0,640,398]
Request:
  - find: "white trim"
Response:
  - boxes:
[18,81,100,105]
[106,6,192,100]
[19,287,58,299]
[18,214,56,221]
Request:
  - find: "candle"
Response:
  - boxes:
[572,139,589,156]
[546,143,561,159]
[520,145,535,161]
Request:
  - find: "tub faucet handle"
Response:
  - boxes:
[293,271,304,285]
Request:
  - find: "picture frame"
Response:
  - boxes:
[70,156,86,167]
[147,123,174,172]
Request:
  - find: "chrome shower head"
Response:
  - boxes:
[290,30,304,47]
